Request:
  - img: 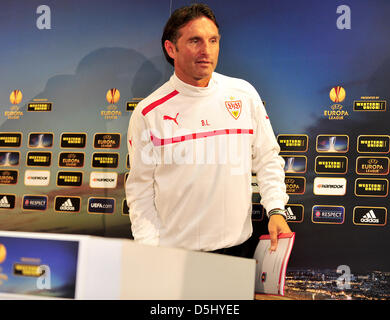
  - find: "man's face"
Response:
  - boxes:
[166,16,220,87]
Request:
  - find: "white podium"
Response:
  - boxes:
[0,231,255,300]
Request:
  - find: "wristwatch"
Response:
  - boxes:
[267,208,288,220]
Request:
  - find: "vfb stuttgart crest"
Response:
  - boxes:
[225,100,242,120]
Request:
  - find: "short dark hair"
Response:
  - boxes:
[161,3,219,66]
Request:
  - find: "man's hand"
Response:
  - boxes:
[268,214,292,251]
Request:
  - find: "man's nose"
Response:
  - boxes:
[199,41,211,56]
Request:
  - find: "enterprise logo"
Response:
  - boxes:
[313,177,346,196]
[312,205,345,224]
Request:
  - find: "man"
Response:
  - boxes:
[125,3,291,257]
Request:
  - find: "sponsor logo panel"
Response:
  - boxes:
[28,133,53,148]
[58,152,85,168]
[354,178,388,197]
[252,192,261,204]
[54,196,81,213]
[357,135,390,153]
[24,170,50,186]
[122,199,129,215]
[354,100,386,112]
[356,157,389,175]
[0,194,16,209]
[126,98,143,111]
[92,152,119,168]
[56,171,83,187]
[277,134,308,152]
[0,133,22,148]
[88,197,115,214]
[93,133,121,149]
[286,204,304,223]
[0,151,20,167]
[27,102,52,112]
[13,263,44,277]
[313,177,347,196]
[124,172,129,185]
[26,151,51,167]
[285,177,306,195]
[353,207,387,226]
[22,195,48,211]
[89,171,117,188]
[0,170,18,185]
[252,203,264,221]
[282,155,307,173]
[316,135,349,153]
[60,133,87,148]
[315,156,348,174]
[312,205,345,224]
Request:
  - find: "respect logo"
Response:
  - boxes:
[312,205,345,224]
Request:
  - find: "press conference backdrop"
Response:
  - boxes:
[1,0,389,300]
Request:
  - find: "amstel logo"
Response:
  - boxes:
[329,86,346,103]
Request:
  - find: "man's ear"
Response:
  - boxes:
[164,40,176,60]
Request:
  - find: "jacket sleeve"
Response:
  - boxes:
[251,98,289,214]
[125,107,160,245]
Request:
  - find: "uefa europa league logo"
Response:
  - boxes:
[9,90,23,105]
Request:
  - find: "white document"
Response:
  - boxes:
[253,232,295,296]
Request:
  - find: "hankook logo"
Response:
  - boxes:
[89,172,117,188]
[313,177,347,196]
[24,170,50,186]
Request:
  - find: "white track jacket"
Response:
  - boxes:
[126,72,288,251]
